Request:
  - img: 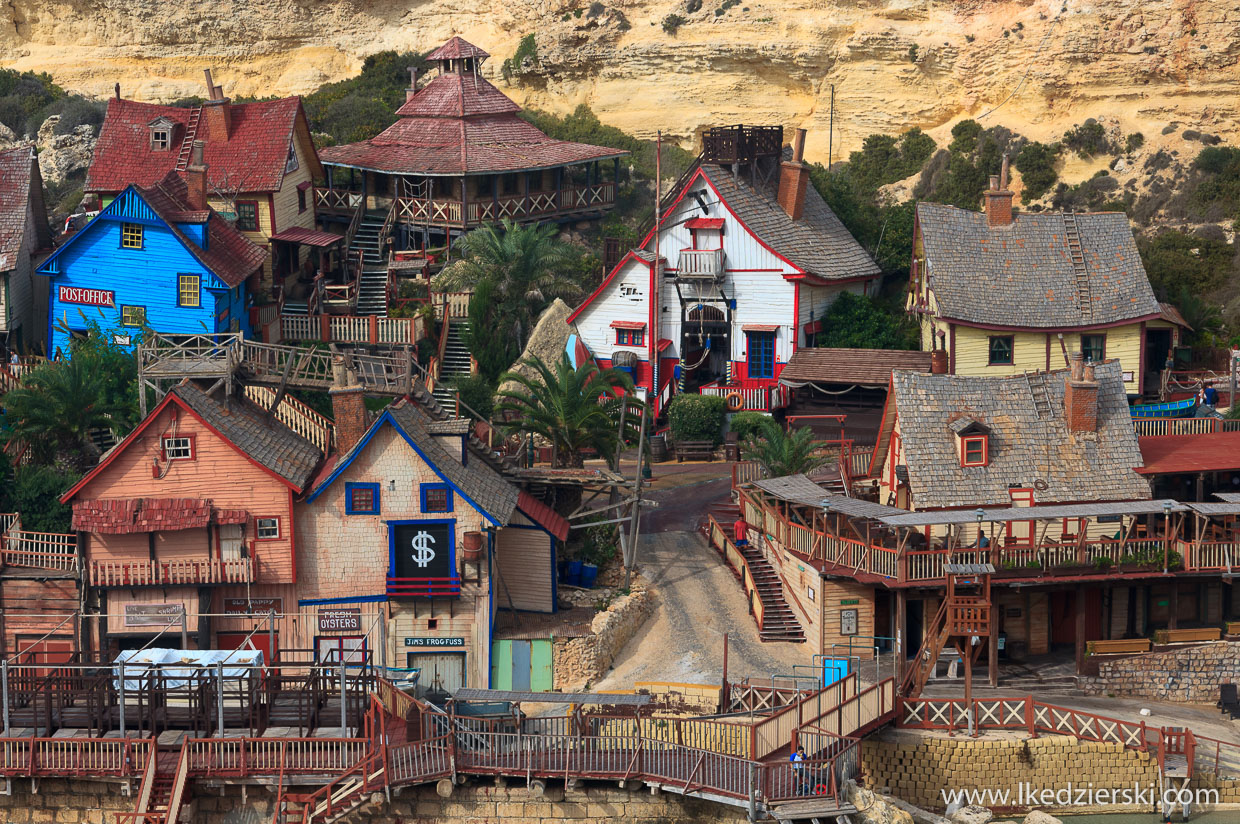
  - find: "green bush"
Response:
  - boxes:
[844,128,937,195]
[728,411,770,442]
[0,68,65,136]
[667,394,727,446]
[1125,132,1145,154]
[502,34,538,81]
[812,291,918,350]
[1014,141,1059,200]
[663,14,687,34]
[49,96,106,135]
[303,51,430,145]
[915,120,1016,209]
[5,466,78,533]
[462,278,521,385]
[451,374,496,420]
[1137,229,1236,298]
[1062,120,1114,158]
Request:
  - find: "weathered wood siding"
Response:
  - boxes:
[820,579,875,661]
[75,403,296,584]
[572,256,651,365]
[495,520,554,614]
[0,197,36,344]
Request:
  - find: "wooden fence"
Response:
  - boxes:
[262,315,421,347]
[1133,418,1240,437]
[1,529,77,573]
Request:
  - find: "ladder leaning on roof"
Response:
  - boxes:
[1062,211,1092,322]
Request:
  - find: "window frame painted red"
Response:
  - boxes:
[960,434,988,467]
[161,433,197,461]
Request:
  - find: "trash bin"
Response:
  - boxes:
[579,563,599,589]
[565,560,583,586]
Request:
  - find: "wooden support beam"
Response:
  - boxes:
[1075,584,1087,675]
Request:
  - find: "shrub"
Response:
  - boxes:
[1125,132,1145,154]
[845,128,936,194]
[662,13,687,34]
[1137,229,1236,298]
[0,68,65,136]
[6,466,78,533]
[1014,141,1059,200]
[1062,120,1113,158]
[916,121,1018,209]
[502,34,538,81]
[812,291,918,350]
[303,50,430,145]
[686,0,703,10]
[667,394,727,446]
[728,411,770,442]
[49,96,106,135]
[451,374,496,420]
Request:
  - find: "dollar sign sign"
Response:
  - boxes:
[410,531,436,568]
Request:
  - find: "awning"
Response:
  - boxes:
[881,500,1189,528]
[685,217,725,230]
[742,324,780,333]
[517,491,570,541]
[610,320,646,330]
[1138,432,1240,475]
[780,348,933,387]
[73,498,246,533]
[268,227,345,248]
[657,338,673,352]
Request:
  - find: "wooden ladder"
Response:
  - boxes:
[1062,211,1092,321]
[174,107,203,172]
[1024,371,1054,419]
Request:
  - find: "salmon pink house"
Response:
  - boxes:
[567,126,880,415]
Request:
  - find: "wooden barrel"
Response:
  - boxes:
[650,434,668,463]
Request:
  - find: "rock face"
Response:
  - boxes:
[497,298,573,398]
[2,1,1238,161]
[948,805,994,824]
[35,117,96,185]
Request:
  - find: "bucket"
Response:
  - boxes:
[579,563,599,589]
[650,434,668,463]
[566,560,583,586]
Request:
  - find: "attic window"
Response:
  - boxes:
[961,435,988,467]
[148,117,174,151]
[286,142,299,173]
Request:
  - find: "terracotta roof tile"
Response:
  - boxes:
[427,36,490,61]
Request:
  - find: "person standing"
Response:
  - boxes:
[733,514,749,547]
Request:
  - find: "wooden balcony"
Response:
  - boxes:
[1,529,77,576]
[89,555,256,587]
[699,381,792,413]
[675,248,724,281]
[315,183,616,228]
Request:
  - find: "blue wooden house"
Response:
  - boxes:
[37,165,265,355]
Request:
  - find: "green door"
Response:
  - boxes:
[490,640,514,690]
[490,639,553,692]
[530,639,553,692]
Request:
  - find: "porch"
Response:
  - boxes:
[88,555,256,587]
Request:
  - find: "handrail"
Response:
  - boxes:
[122,739,160,824]
[164,742,191,824]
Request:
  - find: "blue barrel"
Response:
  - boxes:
[566,560,583,586]
[579,563,599,589]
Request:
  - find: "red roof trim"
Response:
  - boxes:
[610,320,647,330]
[742,324,780,332]
[657,338,673,352]
[566,250,654,324]
[517,491,570,541]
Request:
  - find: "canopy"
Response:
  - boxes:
[268,227,345,248]
[113,648,264,691]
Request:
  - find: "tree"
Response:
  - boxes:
[1,355,127,468]
[494,354,642,468]
[434,219,582,347]
[462,277,521,386]
[5,466,77,533]
[813,291,917,350]
[742,420,829,478]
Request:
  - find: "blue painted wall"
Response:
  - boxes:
[38,189,252,355]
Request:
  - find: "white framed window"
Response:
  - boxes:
[256,517,280,540]
[162,436,194,460]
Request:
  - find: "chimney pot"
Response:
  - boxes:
[114,83,121,99]
[792,128,807,163]
[1068,350,1084,382]
[184,139,208,211]
[1000,153,1010,190]
[989,175,1000,191]
[930,349,949,374]
[203,69,216,100]
[776,129,810,221]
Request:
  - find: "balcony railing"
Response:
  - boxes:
[676,248,724,280]
[1,529,77,574]
[89,555,256,587]
[389,183,616,229]
[1133,417,1240,437]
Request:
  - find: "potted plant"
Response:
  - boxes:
[462,531,484,563]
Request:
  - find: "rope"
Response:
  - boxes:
[5,611,76,664]
[780,379,863,396]
[977,4,1069,121]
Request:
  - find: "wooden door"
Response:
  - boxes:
[1007,489,1035,546]
[218,631,278,665]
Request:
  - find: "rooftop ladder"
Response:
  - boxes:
[174,107,203,173]
[1025,371,1054,420]
[1062,211,1092,322]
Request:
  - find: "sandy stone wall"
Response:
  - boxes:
[553,581,654,690]
[861,730,1240,812]
[1078,641,1240,703]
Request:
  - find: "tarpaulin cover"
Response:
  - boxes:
[113,648,264,691]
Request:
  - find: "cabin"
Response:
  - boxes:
[38,162,265,356]
[83,72,322,294]
[568,126,881,416]
[909,164,1187,398]
[296,394,567,695]
[315,37,628,252]
[0,146,53,354]
[61,382,325,657]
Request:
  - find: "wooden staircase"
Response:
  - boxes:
[736,541,806,643]
[276,757,385,824]
[118,742,192,824]
[900,599,950,700]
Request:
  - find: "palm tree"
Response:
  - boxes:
[742,419,829,478]
[494,354,643,468]
[434,219,582,345]
[2,356,123,468]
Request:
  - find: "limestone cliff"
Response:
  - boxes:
[2,0,1238,162]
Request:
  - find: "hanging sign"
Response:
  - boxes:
[317,608,362,633]
[392,522,454,580]
[223,598,283,615]
[124,603,185,627]
[59,286,115,307]
[840,608,859,636]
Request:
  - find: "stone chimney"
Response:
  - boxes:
[776,128,810,221]
[202,69,232,142]
[983,154,1014,227]
[329,356,369,454]
[184,140,208,211]
[1064,351,1099,433]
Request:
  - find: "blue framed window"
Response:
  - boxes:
[345,482,380,515]
[420,483,454,514]
[747,332,775,379]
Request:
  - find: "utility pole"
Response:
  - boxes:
[828,84,835,168]
[623,405,649,591]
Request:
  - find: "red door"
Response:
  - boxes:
[218,631,278,664]
[16,638,74,679]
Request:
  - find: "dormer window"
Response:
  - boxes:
[148,117,175,151]
[950,417,991,468]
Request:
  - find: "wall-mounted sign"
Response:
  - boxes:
[392,522,454,581]
[404,637,465,648]
[123,603,185,627]
[59,286,115,307]
[840,608,859,636]
[317,608,362,634]
[223,598,283,615]
[840,598,859,606]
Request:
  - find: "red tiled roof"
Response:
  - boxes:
[0,146,35,271]
[1138,432,1240,475]
[213,508,250,525]
[139,172,266,288]
[517,491,570,542]
[395,72,519,118]
[685,217,725,229]
[85,96,309,194]
[73,498,212,534]
[610,320,646,329]
[427,36,490,61]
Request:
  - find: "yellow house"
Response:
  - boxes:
[908,171,1185,398]
[84,72,323,296]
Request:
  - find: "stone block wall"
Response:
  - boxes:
[553,582,654,690]
[0,778,133,824]
[1078,640,1240,703]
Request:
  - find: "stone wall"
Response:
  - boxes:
[862,729,1240,812]
[553,580,654,690]
[0,775,744,824]
[1078,641,1240,703]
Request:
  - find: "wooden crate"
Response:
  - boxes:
[1153,627,1221,645]
[1087,638,1152,656]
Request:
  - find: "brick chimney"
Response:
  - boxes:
[329,356,369,453]
[202,69,232,142]
[184,140,208,211]
[776,128,810,221]
[405,66,419,103]
[983,154,1014,227]
[1064,351,1099,433]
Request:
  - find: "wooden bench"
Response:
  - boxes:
[675,441,716,462]
[1153,627,1222,645]
[1226,621,1240,637]
[1087,638,1152,656]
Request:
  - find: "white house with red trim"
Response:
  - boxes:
[568,128,880,415]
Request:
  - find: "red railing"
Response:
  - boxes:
[385,577,461,597]
[0,737,152,777]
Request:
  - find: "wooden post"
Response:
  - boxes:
[988,586,999,688]
[1170,585,1179,630]
[895,589,907,687]
[1074,585,1086,675]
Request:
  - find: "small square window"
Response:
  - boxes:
[961,435,988,467]
[1081,334,1105,364]
[162,436,194,460]
[236,202,259,232]
[178,274,200,307]
[120,305,146,327]
[346,483,380,515]
[121,223,143,249]
[421,484,453,514]
[256,518,280,540]
[151,130,170,151]
[988,336,1014,366]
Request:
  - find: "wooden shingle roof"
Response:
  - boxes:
[780,348,932,386]
[0,146,47,272]
[917,202,1161,328]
